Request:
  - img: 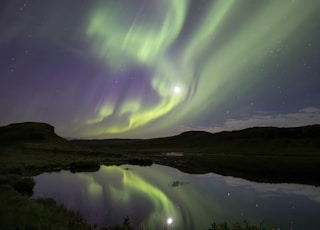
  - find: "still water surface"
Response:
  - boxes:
[33,164,320,229]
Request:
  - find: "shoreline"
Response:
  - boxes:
[1,149,319,186]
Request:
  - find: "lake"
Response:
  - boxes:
[33,164,320,229]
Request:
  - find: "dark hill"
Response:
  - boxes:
[0,122,78,152]
[1,122,54,143]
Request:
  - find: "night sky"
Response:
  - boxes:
[1,0,320,139]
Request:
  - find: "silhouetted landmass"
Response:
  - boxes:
[0,122,119,175]
[0,122,319,229]
[3,122,319,155]
[0,122,61,143]
[0,122,80,153]
[73,125,320,185]
[0,122,319,184]
[73,125,320,155]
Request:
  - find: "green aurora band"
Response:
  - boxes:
[79,165,181,228]
[83,0,320,137]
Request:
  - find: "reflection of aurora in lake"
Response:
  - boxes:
[101,166,179,228]
[33,164,320,229]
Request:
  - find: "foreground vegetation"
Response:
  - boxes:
[0,181,91,230]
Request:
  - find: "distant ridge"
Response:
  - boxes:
[212,125,320,139]
[73,124,320,154]
[1,122,320,155]
[178,130,213,137]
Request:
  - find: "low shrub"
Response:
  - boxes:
[69,161,100,173]
[128,158,153,166]
[13,177,35,196]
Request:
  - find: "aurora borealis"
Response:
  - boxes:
[1,0,320,138]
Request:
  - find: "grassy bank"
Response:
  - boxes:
[0,183,92,230]
[152,153,320,185]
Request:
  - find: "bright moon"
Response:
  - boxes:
[173,86,181,94]
[167,217,173,225]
